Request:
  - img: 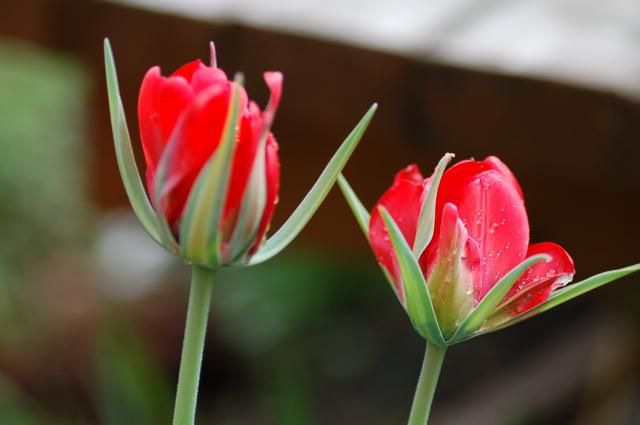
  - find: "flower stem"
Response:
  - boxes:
[407,343,447,425]
[173,265,215,425]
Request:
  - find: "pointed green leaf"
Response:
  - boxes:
[412,153,454,258]
[104,39,167,248]
[337,174,370,236]
[448,254,549,343]
[249,103,378,265]
[226,73,281,264]
[488,263,640,332]
[149,124,184,252]
[225,129,268,264]
[379,207,445,346]
[337,174,406,304]
[179,80,242,267]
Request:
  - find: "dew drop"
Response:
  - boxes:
[488,222,499,234]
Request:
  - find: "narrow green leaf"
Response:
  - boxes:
[226,73,281,264]
[337,174,370,237]
[180,80,242,266]
[379,207,445,346]
[149,124,184,252]
[103,39,166,247]
[412,153,454,258]
[489,263,640,332]
[448,254,549,343]
[337,174,404,304]
[225,129,268,264]
[249,103,378,265]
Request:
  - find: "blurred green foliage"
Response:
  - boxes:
[0,39,90,298]
[95,319,173,425]
[0,39,92,424]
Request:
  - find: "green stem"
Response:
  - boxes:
[173,266,215,425]
[407,343,447,425]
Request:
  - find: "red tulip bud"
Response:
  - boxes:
[370,156,575,338]
[137,46,282,266]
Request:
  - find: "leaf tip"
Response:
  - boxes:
[233,72,245,86]
[103,38,113,56]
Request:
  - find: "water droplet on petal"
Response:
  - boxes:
[488,222,499,234]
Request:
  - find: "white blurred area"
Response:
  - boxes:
[109,0,640,99]
[91,211,177,300]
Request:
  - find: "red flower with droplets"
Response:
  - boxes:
[369,157,575,334]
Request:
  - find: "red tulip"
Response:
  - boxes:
[137,46,282,260]
[369,157,575,335]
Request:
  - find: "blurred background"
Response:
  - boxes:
[1,0,640,424]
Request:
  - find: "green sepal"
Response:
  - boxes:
[338,174,404,304]
[103,39,178,253]
[424,213,473,339]
[484,262,640,333]
[151,121,187,253]
[225,122,268,264]
[337,174,370,236]
[448,254,549,343]
[412,153,454,258]
[249,103,378,265]
[225,73,281,265]
[379,206,446,347]
[179,78,243,267]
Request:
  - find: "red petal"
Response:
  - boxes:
[424,203,478,333]
[250,133,280,254]
[223,101,262,229]
[427,159,529,302]
[369,165,425,296]
[154,78,194,146]
[425,203,482,286]
[157,82,233,228]
[501,242,575,315]
[190,66,228,94]
[138,67,163,170]
[171,60,205,82]
[138,67,194,196]
[262,71,283,124]
[484,156,523,199]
